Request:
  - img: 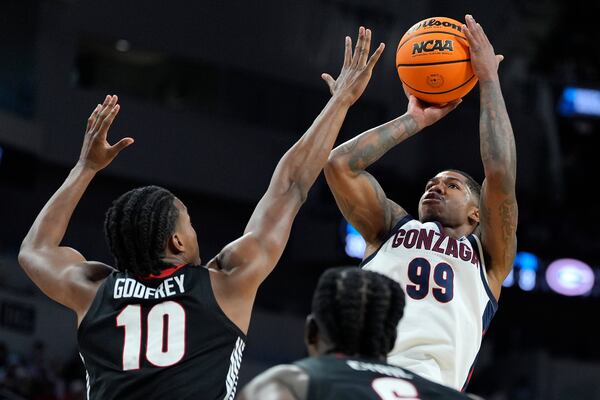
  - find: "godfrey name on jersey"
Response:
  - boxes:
[113,276,186,299]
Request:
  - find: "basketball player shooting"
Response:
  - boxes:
[324,14,517,391]
[239,267,478,400]
[17,27,384,400]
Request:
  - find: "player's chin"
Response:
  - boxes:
[419,205,442,222]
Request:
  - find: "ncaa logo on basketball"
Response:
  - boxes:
[412,40,454,55]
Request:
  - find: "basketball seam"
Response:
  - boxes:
[396,58,471,67]
[397,31,468,53]
[401,74,476,95]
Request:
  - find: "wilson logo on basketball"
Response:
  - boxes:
[407,18,463,35]
[412,40,454,54]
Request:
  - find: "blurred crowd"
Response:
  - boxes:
[0,341,85,400]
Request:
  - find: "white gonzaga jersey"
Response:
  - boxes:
[361,216,497,391]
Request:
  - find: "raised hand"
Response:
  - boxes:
[78,95,134,172]
[403,84,462,130]
[462,14,504,82]
[321,27,385,107]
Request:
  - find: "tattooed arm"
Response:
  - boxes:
[325,91,461,257]
[464,15,518,299]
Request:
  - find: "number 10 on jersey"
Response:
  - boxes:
[116,301,186,370]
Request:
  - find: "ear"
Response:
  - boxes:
[168,232,185,254]
[304,315,319,349]
[468,205,480,226]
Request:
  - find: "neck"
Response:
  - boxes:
[441,224,475,239]
[161,255,189,266]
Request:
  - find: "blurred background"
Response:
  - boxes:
[1,0,599,399]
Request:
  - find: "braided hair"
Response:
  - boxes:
[104,185,179,276]
[312,267,405,359]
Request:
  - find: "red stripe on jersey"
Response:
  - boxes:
[141,263,188,280]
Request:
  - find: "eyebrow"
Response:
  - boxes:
[426,177,464,185]
[445,177,463,184]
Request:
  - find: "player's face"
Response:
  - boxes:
[173,199,201,265]
[418,171,478,227]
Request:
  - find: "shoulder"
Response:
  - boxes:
[81,261,115,282]
[63,261,114,295]
[239,364,308,400]
[69,261,114,325]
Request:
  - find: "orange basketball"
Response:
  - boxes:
[396,17,477,104]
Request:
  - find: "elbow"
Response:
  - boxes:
[484,166,516,190]
[17,247,32,270]
[326,151,346,169]
[482,147,517,180]
[18,240,43,270]
[484,163,513,179]
[325,152,351,179]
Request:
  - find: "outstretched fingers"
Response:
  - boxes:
[343,36,352,68]
[464,14,491,47]
[91,95,117,134]
[366,42,385,70]
[98,102,120,141]
[358,28,372,66]
[89,95,111,133]
[86,104,102,132]
[462,20,475,47]
[351,26,365,67]
[109,136,134,156]
[321,73,336,94]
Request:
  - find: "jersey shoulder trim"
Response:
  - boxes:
[467,234,499,310]
[199,266,248,340]
[360,215,414,268]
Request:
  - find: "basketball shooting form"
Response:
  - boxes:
[396,17,477,104]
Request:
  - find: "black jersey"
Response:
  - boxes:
[78,264,246,400]
[294,355,473,400]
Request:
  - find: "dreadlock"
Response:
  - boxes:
[104,185,179,276]
[446,169,481,201]
[312,267,405,359]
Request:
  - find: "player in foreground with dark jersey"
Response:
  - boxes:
[238,267,477,400]
[17,27,384,400]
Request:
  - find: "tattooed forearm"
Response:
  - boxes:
[479,80,517,185]
[332,114,420,173]
[334,138,359,157]
[500,198,518,262]
[500,199,518,242]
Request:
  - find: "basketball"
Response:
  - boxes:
[396,17,477,104]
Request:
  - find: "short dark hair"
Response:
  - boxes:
[446,169,481,200]
[104,186,179,276]
[312,267,405,358]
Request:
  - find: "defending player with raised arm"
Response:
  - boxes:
[17,27,384,400]
[238,268,478,400]
[324,15,517,391]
